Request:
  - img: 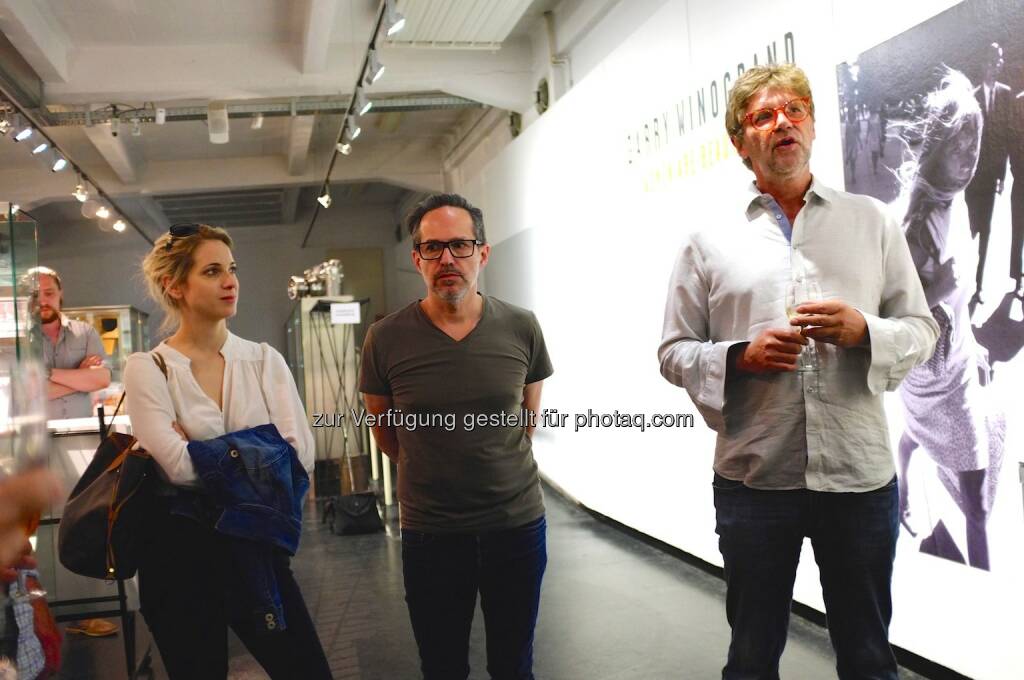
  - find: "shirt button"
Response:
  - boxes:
[806,386,815,393]
[775,214,783,219]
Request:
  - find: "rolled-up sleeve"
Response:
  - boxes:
[123,354,197,486]
[84,327,111,368]
[261,344,316,474]
[657,240,744,432]
[860,214,940,394]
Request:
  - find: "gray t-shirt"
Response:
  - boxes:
[360,295,553,532]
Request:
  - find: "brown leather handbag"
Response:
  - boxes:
[57,353,167,580]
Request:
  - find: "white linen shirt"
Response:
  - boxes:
[123,332,315,487]
[658,178,939,492]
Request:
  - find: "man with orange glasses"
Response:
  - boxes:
[658,64,937,679]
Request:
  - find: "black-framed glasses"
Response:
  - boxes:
[166,223,201,250]
[744,97,812,131]
[414,239,482,260]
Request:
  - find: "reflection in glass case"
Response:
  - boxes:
[0,203,43,467]
[0,204,40,361]
[63,305,149,410]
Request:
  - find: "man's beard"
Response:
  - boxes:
[434,282,468,305]
[38,307,59,324]
[768,142,811,178]
[433,268,470,305]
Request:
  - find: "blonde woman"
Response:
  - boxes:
[124,224,331,679]
[895,71,1005,571]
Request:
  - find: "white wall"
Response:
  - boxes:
[453,1,1023,678]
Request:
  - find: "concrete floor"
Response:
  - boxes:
[56,485,941,679]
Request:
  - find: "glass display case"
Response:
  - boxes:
[0,203,42,468]
[0,204,40,359]
[285,296,393,504]
[0,204,151,672]
[63,305,149,410]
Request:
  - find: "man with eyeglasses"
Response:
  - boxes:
[359,193,552,680]
[658,64,937,679]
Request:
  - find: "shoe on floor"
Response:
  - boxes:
[66,618,119,637]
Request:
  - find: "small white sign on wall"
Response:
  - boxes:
[330,302,361,325]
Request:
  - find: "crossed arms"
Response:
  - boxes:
[47,354,111,400]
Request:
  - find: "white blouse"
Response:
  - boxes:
[123,332,315,487]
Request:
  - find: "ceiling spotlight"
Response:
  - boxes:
[384,0,406,37]
[155,107,166,125]
[13,117,33,142]
[0,115,10,136]
[336,142,352,155]
[251,113,264,130]
[344,119,361,142]
[96,205,111,219]
[81,199,101,218]
[51,153,68,172]
[363,49,385,85]
[31,142,48,154]
[11,204,20,215]
[110,114,120,137]
[131,118,141,136]
[354,90,372,116]
[112,219,127,232]
[73,181,89,202]
[317,190,332,209]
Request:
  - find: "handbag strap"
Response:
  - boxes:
[152,351,167,379]
[102,352,169,439]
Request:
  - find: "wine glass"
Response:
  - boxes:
[0,355,50,600]
[785,277,822,373]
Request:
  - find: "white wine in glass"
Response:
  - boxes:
[785,278,822,373]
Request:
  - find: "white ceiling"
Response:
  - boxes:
[45,0,295,46]
[0,0,551,235]
[387,0,536,48]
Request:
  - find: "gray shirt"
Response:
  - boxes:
[360,295,554,532]
[658,178,939,492]
[43,314,109,420]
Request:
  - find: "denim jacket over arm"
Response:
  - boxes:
[175,423,310,632]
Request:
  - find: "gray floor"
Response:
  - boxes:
[58,485,936,679]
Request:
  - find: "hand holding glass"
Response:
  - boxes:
[785,278,822,373]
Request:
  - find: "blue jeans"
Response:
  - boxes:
[713,474,899,680]
[401,516,547,680]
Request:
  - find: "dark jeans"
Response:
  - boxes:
[402,516,547,680]
[713,474,899,680]
[139,504,332,680]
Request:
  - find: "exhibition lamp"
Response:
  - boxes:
[355,90,373,116]
[384,0,405,37]
[2,101,139,239]
[306,0,403,230]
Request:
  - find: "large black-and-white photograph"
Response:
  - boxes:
[837,0,1024,571]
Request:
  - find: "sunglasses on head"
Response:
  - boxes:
[165,223,202,250]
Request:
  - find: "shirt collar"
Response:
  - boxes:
[51,313,71,344]
[158,330,236,365]
[744,175,833,217]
